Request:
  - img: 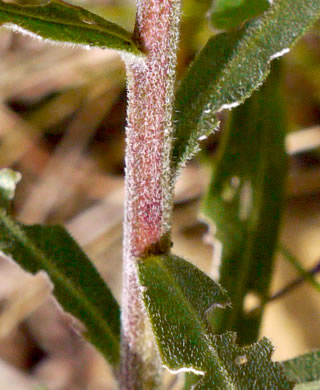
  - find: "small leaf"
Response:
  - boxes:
[138,254,293,389]
[172,0,320,173]
[283,351,320,384]
[0,168,21,210]
[201,62,287,344]
[0,0,142,55]
[0,211,120,366]
[138,254,230,372]
[210,0,270,30]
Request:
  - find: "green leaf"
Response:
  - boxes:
[0,211,120,365]
[283,351,320,384]
[201,62,287,344]
[0,0,141,55]
[210,0,270,30]
[172,0,320,173]
[138,254,293,389]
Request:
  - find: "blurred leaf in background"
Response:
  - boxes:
[210,0,270,30]
[202,61,287,345]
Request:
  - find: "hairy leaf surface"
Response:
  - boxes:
[0,0,141,54]
[0,173,120,367]
[283,351,320,384]
[210,0,270,30]
[138,254,293,389]
[172,0,320,172]
[201,62,287,344]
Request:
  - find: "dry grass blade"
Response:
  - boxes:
[66,180,123,246]
[0,42,123,100]
[0,103,41,167]
[18,82,123,223]
[0,358,40,390]
[286,127,320,155]
[0,267,52,338]
[288,168,320,196]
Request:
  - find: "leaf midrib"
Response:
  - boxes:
[0,210,120,361]
[0,2,134,43]
[173,0,320,172]
[152,256,236,388]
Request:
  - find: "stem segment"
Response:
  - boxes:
[121,1,181,388]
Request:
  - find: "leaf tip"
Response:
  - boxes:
[0,168,21,205]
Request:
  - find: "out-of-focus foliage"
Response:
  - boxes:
[210,0,270,30]
[202,62,287,344]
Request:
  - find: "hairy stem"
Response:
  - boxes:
[121,0,181,388]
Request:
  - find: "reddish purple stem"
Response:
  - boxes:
[121,1,181,389]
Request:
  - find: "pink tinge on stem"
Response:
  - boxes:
[125,0,178,257]
[121,0,181,388]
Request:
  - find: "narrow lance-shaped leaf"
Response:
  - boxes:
[210,0,270,30]
[201,61,287,344]
[0,170,120,366]
[0,216,121,365]
[172,0,320,173]
[138,254,293,389]
[0,0,142,55]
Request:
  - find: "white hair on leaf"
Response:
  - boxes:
[269,47,290,60]
[2,23,92,50]
[164,364,205,376]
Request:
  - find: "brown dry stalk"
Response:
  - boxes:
[121,0,181,388]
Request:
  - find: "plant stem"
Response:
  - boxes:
[121,1,181,388]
